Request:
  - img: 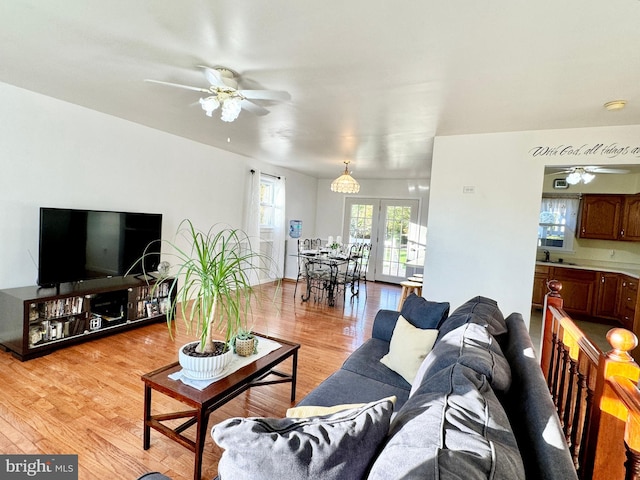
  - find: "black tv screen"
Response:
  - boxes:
[38,207,162,287]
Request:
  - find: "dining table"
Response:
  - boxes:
[297,250,350,306]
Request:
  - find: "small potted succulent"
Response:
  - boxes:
[230,327,259,357]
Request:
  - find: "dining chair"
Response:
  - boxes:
[335,243,364,302]
[355,243,371,298]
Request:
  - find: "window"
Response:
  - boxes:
[538,195,580,252]
[259,178,275,228]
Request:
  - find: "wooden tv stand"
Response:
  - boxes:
[0,276,175,361]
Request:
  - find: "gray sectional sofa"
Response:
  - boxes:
[139,294,578,480]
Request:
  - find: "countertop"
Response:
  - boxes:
[536,259,640,279]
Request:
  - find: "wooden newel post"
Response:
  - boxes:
[584,328,640,480]
[541,279,563,380]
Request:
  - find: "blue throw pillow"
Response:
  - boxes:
[400,293,450,329]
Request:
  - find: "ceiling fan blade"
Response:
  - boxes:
[239,89,291,101]
[144,79,210,94]
[545,170,572,175]
[201,67,227,88]
[586,167,630,174]
[241,99,270,116]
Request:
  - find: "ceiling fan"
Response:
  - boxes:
[546,165,630,185]
[145,66,290,122]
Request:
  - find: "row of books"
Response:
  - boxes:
[29,314,87,346]
[134,297,170,319]
[29,296,85,321]
[134,282,171,302]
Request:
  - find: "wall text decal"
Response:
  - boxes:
[529,143,640,159]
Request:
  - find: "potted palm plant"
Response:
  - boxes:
[141,219,277,379]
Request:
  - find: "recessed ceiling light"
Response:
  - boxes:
[604,100,627,111]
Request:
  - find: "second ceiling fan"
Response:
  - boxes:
[547,165,630,184]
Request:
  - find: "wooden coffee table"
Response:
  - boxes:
[141,335,300,480]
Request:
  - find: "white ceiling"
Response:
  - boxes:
[1,1,639,180]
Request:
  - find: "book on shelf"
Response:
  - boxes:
[145,299,160,317]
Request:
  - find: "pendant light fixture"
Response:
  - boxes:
[330,161,360,193]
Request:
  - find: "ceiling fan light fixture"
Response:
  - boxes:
[221,96,242,122]
[566,167,595,185]
[331,161,360,193]
[566,172,581,185]
[581,172,595,184]
[199,96,220,117]
[604,100,627,111]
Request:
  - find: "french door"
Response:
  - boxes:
[343,198,420,284]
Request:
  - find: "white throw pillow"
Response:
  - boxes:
[286,396,396,418]
[380,315,438,384]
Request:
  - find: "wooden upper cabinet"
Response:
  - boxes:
[579,194,623,240]
[621,195,640,241]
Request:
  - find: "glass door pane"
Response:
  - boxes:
[376,199,419,283]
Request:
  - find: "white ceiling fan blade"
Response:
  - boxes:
[586,167,630,174]
[144,79,210,94]
[239,89,291,101]
[241,99,270,116]
[201,67,227,88]
[545,169,572,175]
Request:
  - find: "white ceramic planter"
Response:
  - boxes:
[179,341,233,380]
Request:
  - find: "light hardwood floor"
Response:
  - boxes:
[0,280,402,480]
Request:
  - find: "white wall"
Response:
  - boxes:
[0,82,317,289]
[426,126,640,326]
[282,174,319,279]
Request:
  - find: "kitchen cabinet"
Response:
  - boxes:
[549,267,597,317]
[532,265,551,308]
[594,272,620,320]
[533,263,640,331]
[621,195,640,241]
[578,194,623,240]
[578,193,640,242]
[617,275,638,330]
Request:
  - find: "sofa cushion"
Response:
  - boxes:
[212,397,394,480]
[367,363,525,480]
[297,368,411,410]
[437,295,508,341]
[411,322,512,396]
[501,313,578,480]
[286,396,396,418]
[342,338,412,390]
[400,293,450,329]
[380,315,438,384]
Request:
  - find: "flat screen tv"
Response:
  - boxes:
[38,207,163,287]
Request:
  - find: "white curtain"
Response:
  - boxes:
[244,170,260,241]
[272,176,286,279]
[243,169,286,282]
